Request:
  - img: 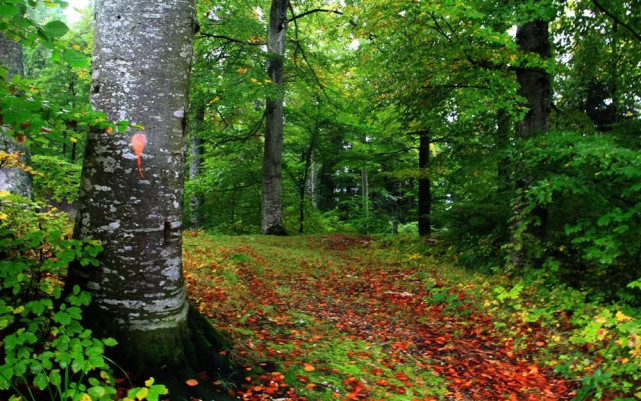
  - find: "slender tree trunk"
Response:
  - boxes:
[308,151,318,209]
[418,130,431,236]
[66,0,234,396]
[0,34,32,199]
[510,19,552,269]
[189,106,205,229]
[261,0,289,235]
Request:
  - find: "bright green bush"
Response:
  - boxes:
[31,155,82,204]
[0,193,168,401]
[0,192,113,400]
[514,131,641,299]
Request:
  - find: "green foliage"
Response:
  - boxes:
[0,193,168,400]
[31,155,81,203]
[513,130,641,298]
[0,193,111,400]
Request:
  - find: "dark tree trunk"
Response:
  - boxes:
[496,109,512,197]
[261,0,289,235]
[65,0,235,396]
[510,19,552,269]
[418,130,431,236]
[189,106,205,229]
[0,33,32,199]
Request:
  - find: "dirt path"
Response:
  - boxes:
[183,234,574,400]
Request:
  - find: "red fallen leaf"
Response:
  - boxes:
[376,378,389,386]
[197,372,209,380]
[395,372,409,381]
[20,122,30,129]
[185,379,198,387]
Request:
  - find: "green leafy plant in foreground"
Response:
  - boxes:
[0,193,167,400]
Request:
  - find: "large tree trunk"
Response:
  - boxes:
[0,34,32,199]
[261,0,289,235]
[189,106,205,229]
[510,20,552,269]
[66,0,234,396]
[418,130,431,236]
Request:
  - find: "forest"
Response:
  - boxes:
[0,0,640,400]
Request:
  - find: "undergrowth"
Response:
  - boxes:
[0,192,167,401]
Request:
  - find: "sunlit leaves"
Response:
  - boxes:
[43,20,69,38]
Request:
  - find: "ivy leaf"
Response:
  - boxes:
[62,48,88,67]
[43,20,69,38]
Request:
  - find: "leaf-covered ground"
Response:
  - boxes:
[183,234,574,401]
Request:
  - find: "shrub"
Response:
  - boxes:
[0,192,168,400]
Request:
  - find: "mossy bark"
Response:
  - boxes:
[66,0,236,396]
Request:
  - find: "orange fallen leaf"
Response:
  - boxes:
[303,363,315,372]
[185,379,198,387]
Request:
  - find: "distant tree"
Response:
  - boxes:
[510,16,553,269]
[66,0,233,396]
[261,0,289,235]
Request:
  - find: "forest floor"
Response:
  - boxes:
[182,233,576,401]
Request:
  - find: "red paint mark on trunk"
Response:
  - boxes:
[131,132,146,179]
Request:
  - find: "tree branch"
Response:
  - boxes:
[591,0,641,42]
[289,8,343,23]
[197,32,265,46]
[212,113,266,147]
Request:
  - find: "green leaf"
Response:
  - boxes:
[62,48,88,67]
[53,310,72,325]
[0,4,19,18]
[33,373,48,390]
[117,120,130,133]
[0,365,14,389]
[88,386,106,398]
[43,20,69,38]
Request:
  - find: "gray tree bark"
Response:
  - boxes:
[261,0,289,235]
[66,0,234,393]
[510,19,552,269]
[0,33,32,199]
